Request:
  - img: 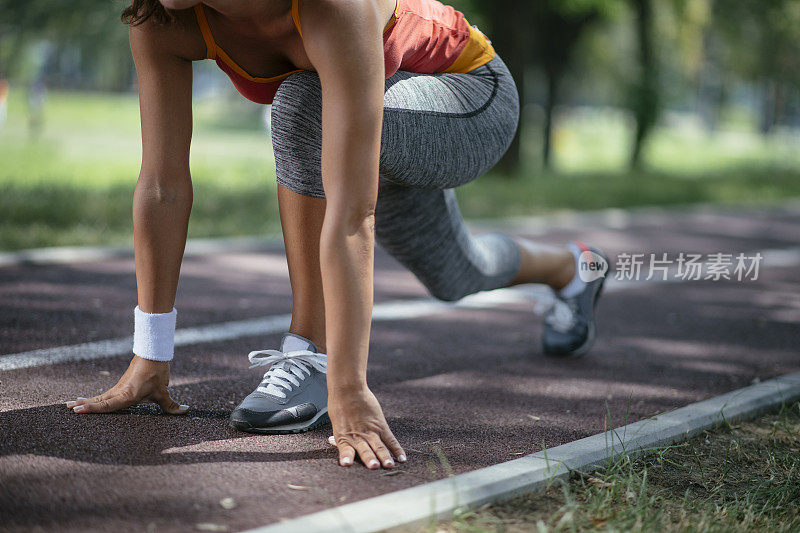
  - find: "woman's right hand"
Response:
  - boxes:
[66,355,189,415]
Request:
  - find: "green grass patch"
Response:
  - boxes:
[550,108,800,174]
[4,164,798,250]
[2,90,800,250]
[457,165,800,219]
[0,90,279,249]
[0,180,280,250]
[429,401,800,532]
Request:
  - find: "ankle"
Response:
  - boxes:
[549,251,576,290]
[288,328,326,353]
[556,244,587,298]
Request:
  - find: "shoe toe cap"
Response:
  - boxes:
[230,402,319,429]
[543,324,589,356]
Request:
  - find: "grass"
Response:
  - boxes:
[0,181,280,250]
[1,90,800,250]
[427,401,800,532]
[456,164,800,219]
[0,90,280,249]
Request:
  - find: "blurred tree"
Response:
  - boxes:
[531,1,612,169]
[0,0,132,91]
[628,0,658,168]
[670,0,721,130]
[469,0,617,171]
[484,0,529,173]
[712,0,800,134]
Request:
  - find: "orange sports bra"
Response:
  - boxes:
[193,0,495,105]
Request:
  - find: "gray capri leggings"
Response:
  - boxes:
[271,55,522,302]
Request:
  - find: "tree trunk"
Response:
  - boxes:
[630,0,658,169]
[542,68,559,168]
[487,0,524,175]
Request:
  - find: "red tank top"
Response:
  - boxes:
[193,0,494,105]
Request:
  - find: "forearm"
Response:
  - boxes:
[320,215,375,391]
[133,176,193,313]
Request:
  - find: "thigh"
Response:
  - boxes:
[379,56,519,190]
[271,56,519,198]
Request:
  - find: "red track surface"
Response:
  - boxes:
[2,205,799,532]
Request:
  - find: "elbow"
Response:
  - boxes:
[132,174,194,228]
[320,204,376,260]
[134,174,193,208]
[324,204,376,239]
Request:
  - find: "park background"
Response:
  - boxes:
[0,0,798,251]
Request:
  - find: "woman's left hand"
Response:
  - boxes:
[328,385,406,469]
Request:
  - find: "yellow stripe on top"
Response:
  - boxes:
[291,0,399,38]
[444,24,496,74]
[194,4,301,83]
[291,0,303,37]
[215,50,302,83]
[193,4,217,59]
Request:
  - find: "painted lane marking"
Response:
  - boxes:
[0,289,546,372]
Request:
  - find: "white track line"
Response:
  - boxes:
[2,246,799,372]
[246,371,800,533]
[0,287,548,372]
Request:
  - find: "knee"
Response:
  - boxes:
[270,71,322,143]
[271,71,326,198]
[377,235,470,303]
[426,281,470,302]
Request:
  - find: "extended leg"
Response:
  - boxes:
[375,56,577,300]
[510,239,575,290]
[374,182,509,301]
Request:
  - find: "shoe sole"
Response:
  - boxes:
[544,267,607,359]
[229,408,330,435]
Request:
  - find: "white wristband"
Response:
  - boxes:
[133,306,177,362]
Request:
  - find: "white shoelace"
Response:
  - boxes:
[248,349,327,398]
[544,298,578,333]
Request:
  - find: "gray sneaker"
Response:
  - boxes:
[229,333,329,434]
[542,244,609,358]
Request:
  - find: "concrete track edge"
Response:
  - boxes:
[246,371,800,533]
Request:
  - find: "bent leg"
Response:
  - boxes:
[271,61,575,314]
[272,72,327,350]
[376,56,573,300]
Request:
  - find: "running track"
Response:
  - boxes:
[2,203,799,532]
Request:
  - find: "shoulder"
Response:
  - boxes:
[299,0,384,36]
[128,8,205,62]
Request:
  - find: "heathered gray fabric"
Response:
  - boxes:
[271,55,522,302]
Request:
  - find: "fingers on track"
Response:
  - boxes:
[366,433,395,468]
[68,388,188,415]
[337,442,357,467]
[336,433,405,469]
[73,394,133,414]
[381,430,407,463]
[66,391,114,410]
[150,388,190,415]
[355,440,381,470]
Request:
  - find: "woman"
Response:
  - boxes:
[66,0,608,470]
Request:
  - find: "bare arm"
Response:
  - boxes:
[300,0,405,468]
[132,22,194,313]
[68,21,195,415]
